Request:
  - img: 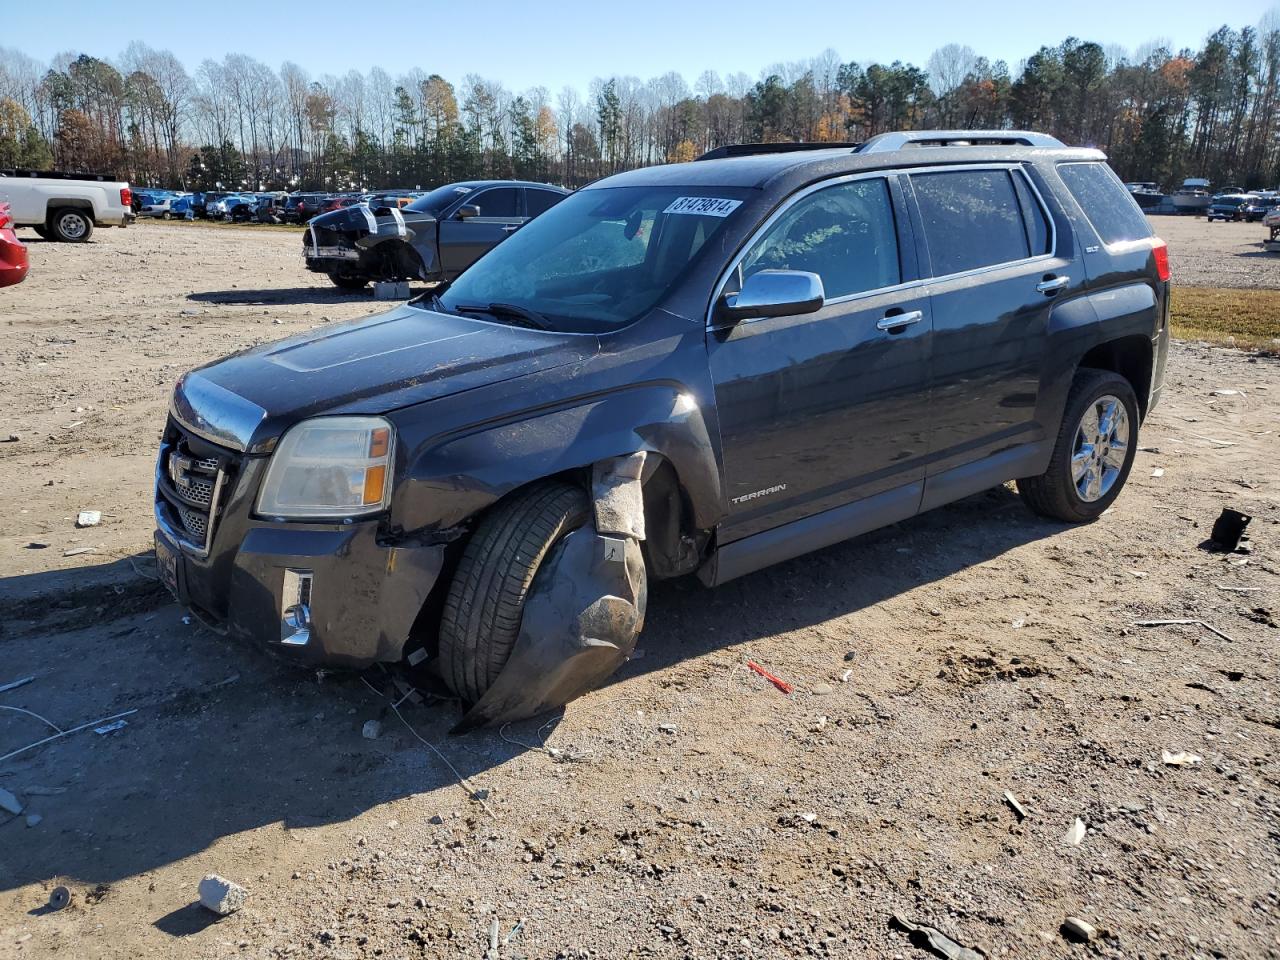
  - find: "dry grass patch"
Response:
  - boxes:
[1171,286,1280,352]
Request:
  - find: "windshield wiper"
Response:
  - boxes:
[455,301,550,330]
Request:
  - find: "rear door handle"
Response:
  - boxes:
[876,309,924,332]
[1036,275,1069,294]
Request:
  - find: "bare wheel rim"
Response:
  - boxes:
[58,212,87,238]
[1071,393,1129,503]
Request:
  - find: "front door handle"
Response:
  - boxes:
[876,309,923,332]
[1036,275,1069,294]
[501,224,520,233]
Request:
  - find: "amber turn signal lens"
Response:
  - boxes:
[362,465,386,505]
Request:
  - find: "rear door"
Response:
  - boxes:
[905,165,1081,497]
[438,186,523,278]
[707,173,933,541]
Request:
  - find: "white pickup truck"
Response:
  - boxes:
[0,169,133,242]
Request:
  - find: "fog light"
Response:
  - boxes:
[280,569,313,645]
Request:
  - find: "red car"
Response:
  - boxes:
[0,203,29,287]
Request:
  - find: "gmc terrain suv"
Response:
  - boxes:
[153,130,1170,729]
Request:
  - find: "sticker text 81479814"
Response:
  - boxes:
[663,196,743,217]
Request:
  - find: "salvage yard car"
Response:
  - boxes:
[0,168,133,241]
[154,130,1169,729]
[0,202,29,286]
[303,180,570,289]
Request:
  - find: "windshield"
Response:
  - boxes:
[434,185,752,332]
[406,183,477,215]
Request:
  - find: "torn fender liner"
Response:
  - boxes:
[592,451,647,541]
[455,525,647,731]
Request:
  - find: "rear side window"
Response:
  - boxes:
[1011,172,1052,256]
[526,189,565,217]
[1057,161,1152,246]
[911,170,1030,276]
[739,177,901,299]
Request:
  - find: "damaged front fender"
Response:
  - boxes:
[454,526,647,731]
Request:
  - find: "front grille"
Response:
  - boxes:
[156,420,240,554]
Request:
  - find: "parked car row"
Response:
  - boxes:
[1207,190,1280,222]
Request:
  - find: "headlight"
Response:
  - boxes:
[256,416,395,519]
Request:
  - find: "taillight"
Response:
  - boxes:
[1151,239,1170,282]
[120,186,132,208]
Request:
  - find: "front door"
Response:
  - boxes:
[707,175,933,542]
[438,186,525,278]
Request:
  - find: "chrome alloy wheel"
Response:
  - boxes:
[1071,394,1129,502]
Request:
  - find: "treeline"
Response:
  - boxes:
[1,19,1279,193]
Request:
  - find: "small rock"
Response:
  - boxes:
[0,787,23,815]
[842,651,856,662]
[809,716,828,733]
[362,719,383,740]
[658,722,678,734]
[1061,916,1096,942]
[4,433,19,442]
[811,683,833,696]
[198,874,248,916]
[76,510,101,528]
[429,815,444,825]
[1063,818,1086,846]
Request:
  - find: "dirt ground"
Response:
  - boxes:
[1,220,1278,960]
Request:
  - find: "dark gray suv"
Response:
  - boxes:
[154,130,1169,728]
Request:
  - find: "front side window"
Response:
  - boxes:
[1057,161,1152,246]
[436,185,749,332]
[736,178,900,300]
[911,169,1031,276]
[467,187,519,218]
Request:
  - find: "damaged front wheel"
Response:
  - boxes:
[439,482,592,704]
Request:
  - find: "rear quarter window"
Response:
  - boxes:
[1057,161,1152,246]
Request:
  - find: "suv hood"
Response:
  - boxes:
[177,306,597,452]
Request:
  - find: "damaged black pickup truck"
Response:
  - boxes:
[304,180,570,289]
[155,130,1169,729]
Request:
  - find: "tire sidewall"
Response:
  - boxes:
[1060,374,1140,520]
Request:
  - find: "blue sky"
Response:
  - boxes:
[7,0,1274,90]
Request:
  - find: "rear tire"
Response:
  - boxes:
[438,482,591,703]
[1017,368,1139,523]
[328,272,368,290]
[49,208,93,243]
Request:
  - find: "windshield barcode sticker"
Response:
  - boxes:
[663,196,742,217]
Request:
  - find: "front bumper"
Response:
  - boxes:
[154,425,444,668]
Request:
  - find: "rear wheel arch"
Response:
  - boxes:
[1076,335,1153,419]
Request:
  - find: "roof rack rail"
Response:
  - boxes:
[855,130,1064,153]
[695,142,862,161]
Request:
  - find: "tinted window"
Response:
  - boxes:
[526,189,565,217]
[1011,172,1051,255]
[469,187,518,218]
[405,183,477,214]
[739,178,900,299]
[912,169,1030,275]
[1058,161,1152,246]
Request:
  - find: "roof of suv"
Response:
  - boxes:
[589,132,1105,194]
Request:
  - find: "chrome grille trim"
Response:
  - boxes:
[155,424,237,557]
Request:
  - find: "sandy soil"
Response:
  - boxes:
[1,221,1278,960]
[1153,214,1280,288]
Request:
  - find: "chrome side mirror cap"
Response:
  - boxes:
[718,269,825,322]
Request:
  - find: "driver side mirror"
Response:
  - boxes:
[456,203,481,220]
[717,269,825,322]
